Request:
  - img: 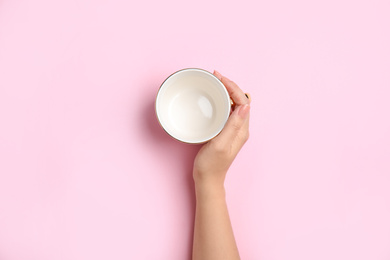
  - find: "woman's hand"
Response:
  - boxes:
[192,70,251,260]
[193,70,251,191]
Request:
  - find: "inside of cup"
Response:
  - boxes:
[156,69,230,143]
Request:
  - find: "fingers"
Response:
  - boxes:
[213,70,250,106]
[212,70,251,152]
[214,104,250,151]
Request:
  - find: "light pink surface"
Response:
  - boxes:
[0,0,389,259]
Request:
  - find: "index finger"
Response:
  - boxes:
[213,70,250,106]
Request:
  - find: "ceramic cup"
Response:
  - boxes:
[155,68,231,144]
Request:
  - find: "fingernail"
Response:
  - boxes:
[238,104,250,118]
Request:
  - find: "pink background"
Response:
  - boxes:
[0,0,389,259]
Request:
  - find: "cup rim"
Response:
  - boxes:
[155,68,231,144]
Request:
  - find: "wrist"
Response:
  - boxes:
[193,168,227,188]
[194,180,226,201]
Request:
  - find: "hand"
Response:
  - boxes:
[193,70,251,191]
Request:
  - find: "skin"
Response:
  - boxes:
[192,70,251,260]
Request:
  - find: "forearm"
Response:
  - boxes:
[192,182,240,260]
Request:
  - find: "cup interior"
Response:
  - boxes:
[156,69,230,143]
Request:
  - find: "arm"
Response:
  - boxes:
[192,71,251,260]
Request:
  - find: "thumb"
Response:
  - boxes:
[215,104,250,144]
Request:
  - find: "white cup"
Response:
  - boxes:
[155,68,231,144]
